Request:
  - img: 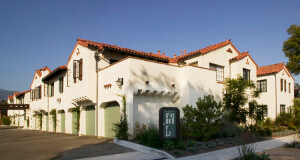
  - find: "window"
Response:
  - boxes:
[263,105,268,117]
[59,77,64,93]
[30,89,35,100]
[73,59,83,83]
[280,79,283,92]
[284,80,286,92]
[110,59,118,65]
[44,83,48,96]
[49,82,54,97]
[280,105,285,113]
[243,68,250,81]
[34,86,41,99]
[209,63,224,81]
[289,83,291,93]
[257,80,267,92]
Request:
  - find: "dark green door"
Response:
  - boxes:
[104,102,120,138]
[61,112,65,133]
[72,111,78,134]
[86,106,95,136]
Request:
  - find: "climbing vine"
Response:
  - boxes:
[113,94,129,140]
[73,107,81,135]
[50,109,57,132]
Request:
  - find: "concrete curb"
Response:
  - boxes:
[114,139,175,159]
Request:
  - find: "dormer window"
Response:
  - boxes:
[243,68,250,81]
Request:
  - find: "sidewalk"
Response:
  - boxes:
[177,134,296,160]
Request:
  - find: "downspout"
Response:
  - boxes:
[274,74,277,118]
[95,48,104,137]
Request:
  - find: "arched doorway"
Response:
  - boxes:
[104,102,120,138]
[86,105,95,136]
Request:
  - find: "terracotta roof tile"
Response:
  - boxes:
[257,63,294,80]
[77,38,169,61]
[229,52,258,67]
[15,90,30,97]
[7,95,14,100]
[175,39,240,62]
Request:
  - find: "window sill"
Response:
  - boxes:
[217,81,225,84]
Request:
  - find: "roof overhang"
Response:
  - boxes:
[42,66,67,82]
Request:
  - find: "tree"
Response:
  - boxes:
[0,100,7,104]
[295,83,300,89]
[283,24,300,75]
[181,95,223,141]
[222,76,260,126]
[113,95,129,140]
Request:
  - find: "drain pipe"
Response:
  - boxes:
[94,48,104,137]
[274,74,278,118]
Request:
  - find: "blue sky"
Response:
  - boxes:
[0,0,299,91]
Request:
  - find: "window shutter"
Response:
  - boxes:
[79,58,83,81]
[73,61,76,83]
[39,85,42,99]
[284,80,286,92]
[280,79,283,92]
[30,89,32,99]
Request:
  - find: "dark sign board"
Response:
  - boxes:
[159,107,180,140]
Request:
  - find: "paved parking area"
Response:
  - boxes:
[0,126,133,160]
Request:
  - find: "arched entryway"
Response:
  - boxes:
[86,105,95,136]
[104,102,120,138]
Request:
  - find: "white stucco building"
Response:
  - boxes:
[7,38,295,137]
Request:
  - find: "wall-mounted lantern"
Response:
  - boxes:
[171,84,175,89]
[145,81,149,85]
[116,78,123,87]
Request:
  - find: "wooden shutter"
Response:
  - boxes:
[30,89,32,99]
[79,58,83,80]
[280,79,283,92]
[73,61,76,83]
[284,80,286,92]
[39,85,42,99]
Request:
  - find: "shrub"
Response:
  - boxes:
[275,112,294,128]
[293,98,300,128]
[187,139,196,147]
[213,120,243,138]
[1,116,11,125]
[163,139,175,150]
[136,122,161,148]
[113,95,129,140]
[175,140,186,150]
[235,144,270,160]
[181,95,223,141]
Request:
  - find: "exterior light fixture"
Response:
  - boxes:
[116,78,123,87]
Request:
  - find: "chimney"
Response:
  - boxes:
[158,50,161,55]
[162,53,165,56]
[174,54,177,58]
[181,50,183,55]
[184,49,186,55]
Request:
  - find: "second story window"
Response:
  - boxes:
[73,58,83,83]
[49,82,54,97]
[243,68,250,81]
[34,85,41,99]
[284,80,286,92]
[257,80,267,92]
[59,77,64,93]
[209,63,224,82]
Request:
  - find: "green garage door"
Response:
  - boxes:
[61,111,65,133]
[86,106,95,136]
[105,102,120,138]
[72,111,78,134]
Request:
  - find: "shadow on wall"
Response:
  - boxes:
[129,66,222,102]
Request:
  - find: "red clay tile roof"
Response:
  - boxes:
[30,67,52,88]
[174,39,240,62]
[257,63,294,80]
[15,90,30,97]
[42,65,67,81]
[76,38,170,61]
[229,52,258,67]
[7,95,14,100]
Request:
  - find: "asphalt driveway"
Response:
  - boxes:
[0,126,133,160]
